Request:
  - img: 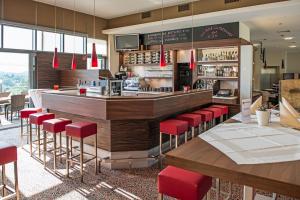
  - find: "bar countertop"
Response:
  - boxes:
[42,89,212,100]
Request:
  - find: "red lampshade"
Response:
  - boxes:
[52,47,59,69]
[91,43,98,67]
[71,54,77,70]
[159,44,166,67]
[189,50,195,70]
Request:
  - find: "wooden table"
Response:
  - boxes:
[166,119,300,199]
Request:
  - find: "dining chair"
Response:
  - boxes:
[5,94,26,121]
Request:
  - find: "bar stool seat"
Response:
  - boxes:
[43,118,72,133]
[0,142,19,200]
[158,165,212,200]
[159,119,188,157]
[65,122,98,183]
[30,113,55,125]
[201,107,222,126]
[29,112,55,158]
[192,110,213,131]
[210,105,229,122]
[0,142,17,165]
[160,119,188,135]
[20,108,42,119]
[20,108,42,148]
[176,114,202,137]
[43,118,72,171]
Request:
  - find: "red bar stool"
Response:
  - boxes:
[65,122,98,183]
[210,105,229,122]
[201,107,222,126]
[0,142,19,200]
[158,166,212,200]
[192,110,213,131]
[159,119,188,155]
[176,113,202,138]
[20,108,42,148]
[43,118,72,172]
[29,112,55,158]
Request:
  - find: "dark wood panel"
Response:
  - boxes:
[59,70,100,87]
[36,52,86,89]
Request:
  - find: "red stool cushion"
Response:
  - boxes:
[65,122,97,138]
[20,108,42,119]
[43,118,72,133]
[0,142,17,165]
[29,113,55,125]
[202,108,222,119]
[192,110,213,122]
[210,105,229,115]
[158,166,212,200]
[176,114,202,127]
[160,119,188,135]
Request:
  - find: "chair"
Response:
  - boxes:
[0,92,11,114]
[5,94,25,121]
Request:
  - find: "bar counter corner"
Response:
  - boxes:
[41,89,212,169]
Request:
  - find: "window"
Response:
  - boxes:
[37,31,62,52]
[64,34,85,54]
[87,38,107,56]
[3,26,34,50]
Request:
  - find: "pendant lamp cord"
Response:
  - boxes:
[54,0,57,46]
[94,0,96,39]
[161,0,164,45]
[192,1,194,49]
[73,0,76,53]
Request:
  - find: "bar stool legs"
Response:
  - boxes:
[1,162,19,200]
[20,118,30,148]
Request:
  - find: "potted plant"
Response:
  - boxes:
[256,105,271,126]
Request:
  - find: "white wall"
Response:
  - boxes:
[286,52,300,73]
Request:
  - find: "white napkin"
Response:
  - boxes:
[250,96,262,115]
[280,102,300,129]
[282,97,300,118]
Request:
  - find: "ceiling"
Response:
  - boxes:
[102,0,300,52]
[34,0,195,19]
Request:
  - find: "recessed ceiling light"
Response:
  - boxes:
[284,37,294,40]
[289,45,297,48]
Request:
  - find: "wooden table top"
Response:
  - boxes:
[166,119,300,198]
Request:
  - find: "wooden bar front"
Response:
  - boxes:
[42,90,212,153]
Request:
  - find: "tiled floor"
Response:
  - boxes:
[0,125,298,200]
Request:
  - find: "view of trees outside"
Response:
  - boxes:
[0,53,29,95]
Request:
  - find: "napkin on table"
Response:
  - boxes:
[280,102,300,129]
[282,97,300,118]
[250,96,262,115]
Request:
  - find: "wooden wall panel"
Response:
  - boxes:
[36,52,86,89]
[108,0,287,29]
[59,70,100,87]
[1,0,107,40]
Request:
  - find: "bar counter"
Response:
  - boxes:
[41,89,212,168]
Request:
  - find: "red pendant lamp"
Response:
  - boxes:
[91,43,98,67]
[159,0,166,67]
[53,47,59,69]
[52,0,59,69]
[160,44,166,67]
[189,50,195,70]
[189,2,195,71]
[71,54,77,70]
[91,0,98,67]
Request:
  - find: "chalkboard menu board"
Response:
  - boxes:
[143,22,239,46]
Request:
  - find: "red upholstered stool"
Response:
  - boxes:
[0,142,19,200]
[65,122,99,182]
[210,105,229,122]
[158,166,212,200]
[201,107,222,126]
[42,118,72,171]
[176,114,202,138]
[160,119,188,155]
[29,112,55,158]
[192,110,213,131]
[20,108,42,148]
